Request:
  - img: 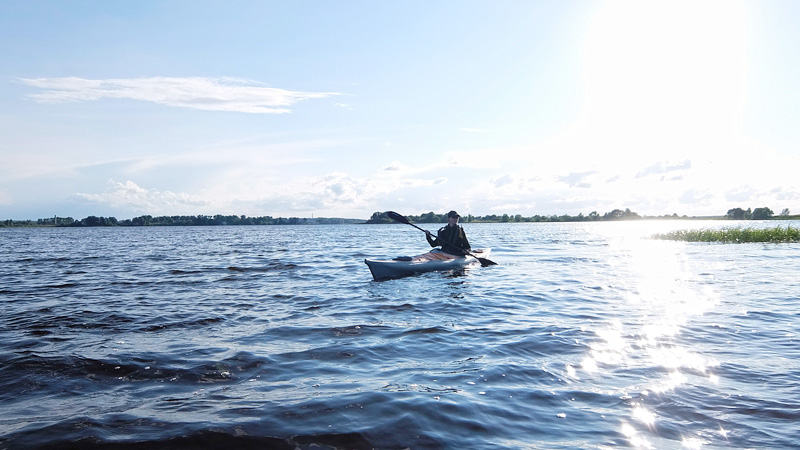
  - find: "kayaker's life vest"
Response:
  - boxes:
[434,224,470,255]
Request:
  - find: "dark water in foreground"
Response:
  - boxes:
[1,221,798,449]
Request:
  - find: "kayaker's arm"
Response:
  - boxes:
[425,230,438,247]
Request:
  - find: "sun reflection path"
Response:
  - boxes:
[577,223,724,448]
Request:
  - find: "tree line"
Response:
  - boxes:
[2,214,363,228]
[725,207,793,220]
[3,207,796,228]
[369,207,798,224]
[367,208,652,224]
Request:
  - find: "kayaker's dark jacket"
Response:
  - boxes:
[427,224,471,255]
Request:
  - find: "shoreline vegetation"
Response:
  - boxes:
[2,207,798,228]
[652,226,800,243]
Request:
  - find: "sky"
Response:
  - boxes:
[2,0,799,220]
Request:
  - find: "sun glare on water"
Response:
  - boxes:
[575,222,724,447]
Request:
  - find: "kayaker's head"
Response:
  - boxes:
[447,210,460,226]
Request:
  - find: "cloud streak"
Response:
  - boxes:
[636,160,692,179]
[20,76,340,114]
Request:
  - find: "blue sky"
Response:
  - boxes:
[2,0,799,220]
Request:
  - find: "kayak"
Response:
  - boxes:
[365,248,491,281]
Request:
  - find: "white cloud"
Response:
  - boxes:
[491,174,513,188]
[558,171,597,188]
[679,189,715,205]
[312,173,367,207]
[77,180,211,214]
[20,76,340,114]
[636,160,692,178]
[773,187,800,202]
[382,161,404,172]
[725,185,757,203]
[252,172,377,215]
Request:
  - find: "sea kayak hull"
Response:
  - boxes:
[365,248,491,281]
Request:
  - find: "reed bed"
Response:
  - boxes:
[651,226,800,243]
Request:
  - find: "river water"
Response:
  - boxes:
[1,221,798,449]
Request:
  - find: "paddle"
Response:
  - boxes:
[386,211,497,267]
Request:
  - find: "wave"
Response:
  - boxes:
[4,425,379,450]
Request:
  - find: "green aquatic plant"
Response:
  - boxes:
[651,226,800,243]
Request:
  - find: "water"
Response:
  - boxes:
[1,221,798,449]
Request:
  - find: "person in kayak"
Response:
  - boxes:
[426,210,471,255]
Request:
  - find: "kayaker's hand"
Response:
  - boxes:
[425,230,432,238]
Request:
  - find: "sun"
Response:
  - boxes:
[577,0,749,163]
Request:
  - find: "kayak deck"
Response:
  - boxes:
[365,248,491,281]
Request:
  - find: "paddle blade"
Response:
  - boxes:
[386,211,410,225]
[477,257,497,267]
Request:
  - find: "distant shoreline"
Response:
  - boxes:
[3,211,800,228]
